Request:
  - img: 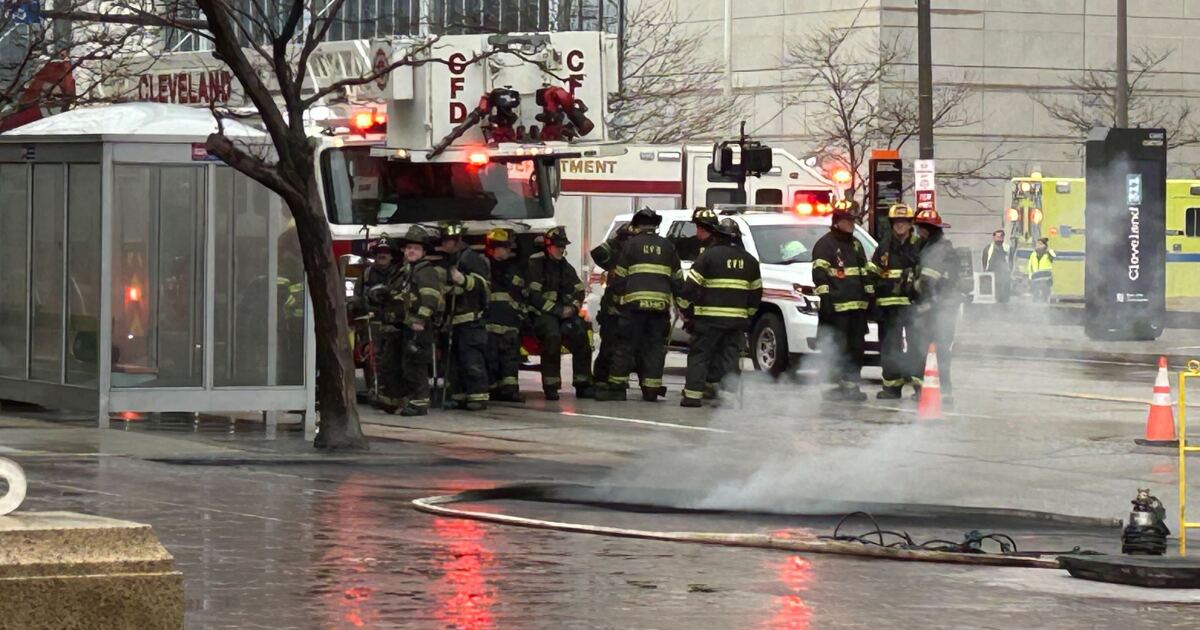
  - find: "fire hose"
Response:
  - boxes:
[411,485,1111,569]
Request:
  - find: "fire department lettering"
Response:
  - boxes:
[643,244,662,256]
[566,49,585,94]
[561,159,617,174]
[726,258,745,270]
[137,70,232,104]
[448,52,469,124]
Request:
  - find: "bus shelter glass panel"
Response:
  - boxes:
[212,167,305,387]
[67,164,101,386]
[111,165,205,387]
[30,164,64,383]
[0,164,28,378]
[276,206,304,386]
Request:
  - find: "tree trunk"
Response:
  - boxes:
[293,175,369,451]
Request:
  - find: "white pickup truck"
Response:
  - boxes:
[585,207,880,374]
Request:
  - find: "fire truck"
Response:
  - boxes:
[1004,173,1200,299]
[553,144,838,272]
[92,32,619,260]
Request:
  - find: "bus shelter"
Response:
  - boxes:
[0,104,315,436]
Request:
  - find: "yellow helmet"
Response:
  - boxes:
[486,227,514,247]
[888,203,915,219]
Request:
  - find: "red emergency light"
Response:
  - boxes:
[126,286,141,303]
[1029,208,1044,224]
[793,190,834,216]
[468,151,490,166]
[351,110,386,134]
[1006,207,1020,222]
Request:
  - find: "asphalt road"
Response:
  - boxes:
[6,351,1200,629]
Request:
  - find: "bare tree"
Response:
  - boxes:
[0,1,163,131]
[607,0,745,143]
[1034,47,1200,150]
[785,22,1000,205]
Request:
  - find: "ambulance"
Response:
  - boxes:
[1004,173,1200,299]
[553,144,839,272]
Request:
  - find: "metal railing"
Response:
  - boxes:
[1178,360,1200,555]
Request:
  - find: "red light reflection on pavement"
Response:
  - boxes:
[433,517,497,629]
[315,476,383,629]
[764,556,814,630]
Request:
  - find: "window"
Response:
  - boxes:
[322,147,554,224]
[1187,208,1200,237]
[667,221,700,261]
[0,164,28,378]
[755,188,783,205]
[748,223,876,264]
[706,188,744,206]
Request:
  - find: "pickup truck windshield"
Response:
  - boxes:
[322,146,555,225]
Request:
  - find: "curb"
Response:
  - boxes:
[957,343,1195,368]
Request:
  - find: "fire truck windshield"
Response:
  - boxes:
[322,146,554,225]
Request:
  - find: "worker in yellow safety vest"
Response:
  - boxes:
[1027,237,1055,302]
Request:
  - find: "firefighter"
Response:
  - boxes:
[870,204,921,399]
[484,228,527,403]
[812,200,872,402]
[598,208,683,402]
[911,208,961,402]
[590,223,637,389]
[526,226,594,400]
[385,225,447,416]
[981,229,1011,303]
[350,237,398,406]
[678,215,762,407]
[1027,237,1055,302]
[435,221,491,410]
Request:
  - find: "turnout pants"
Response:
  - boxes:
[486,329,523,396]
[398,326,434,410]
[684,320,746,400]
[592,311,619,386]
[447,321,490,404]
[878,305,918,390]
[910,304,957,394]
[818,310,868,388]
[533,314,592,391]
[609,310,670,393]
[378,329,406,408]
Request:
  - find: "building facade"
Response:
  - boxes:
[653,0,1200,245]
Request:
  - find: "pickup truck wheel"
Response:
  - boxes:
[750,313,789,376]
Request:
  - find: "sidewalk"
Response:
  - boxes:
[958,303,1200,367]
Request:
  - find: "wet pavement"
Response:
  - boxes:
[5,351,1200,628]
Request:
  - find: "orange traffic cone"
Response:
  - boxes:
[917,344,942,421]
[1136,356,1178,447]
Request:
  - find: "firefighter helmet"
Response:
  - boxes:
[717,218,742,239]
[692,207,720,231]
[631,207,662,228]
[486,227,515,249]
[913,208,950,229]
[370,235,395,254]
[888,203,915,220]
[832,199,860,223]
[543,226,571,247]
[438,220,466,240]
[399,225,438,248]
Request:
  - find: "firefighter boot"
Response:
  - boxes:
[544,387,560,401]
[842,384,868,402]
[398,404,428,417]
[491,388,526,403]
[680,397,702,408]
[876,386,903,400]
[595,385,627,402]
[641,387,659,402]
[575,384,597,399]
